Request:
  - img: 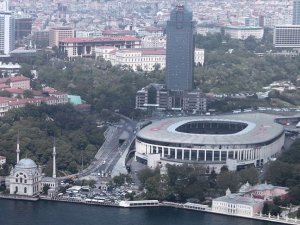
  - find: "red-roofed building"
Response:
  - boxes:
[95,47,204,72]
[0,75,30,90]
[59,36,141,60]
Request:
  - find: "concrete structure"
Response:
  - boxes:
[0,75,30,89]
[59,36,141,60]
[9,158,42,196]
[166,5,195,91]
[8,136,58,196]
[0,62,21,76]
[241,182,289,201]
[0,8,15,55]
[274,25,300,48]
[224,26,264,40]
[212,193,264,217]
[15,17,32,41]
[49,27,75,47]
[33,31,49,47]
[41,140,58,193]
[135,113,284,171]
[141,36,166,48]
[294,0,300,25]
[135,83,206,112]
[96,47,204,72]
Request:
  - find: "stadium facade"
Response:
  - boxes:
[135,113,285,172]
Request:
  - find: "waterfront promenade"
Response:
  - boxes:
[2,194,296,225]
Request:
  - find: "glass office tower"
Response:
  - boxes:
[166,5,195,91]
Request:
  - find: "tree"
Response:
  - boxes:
[217,171,239,193]
[42,184,50,195]
[23,90,33,98]
[238,167,259,185]
[244,36,258,51]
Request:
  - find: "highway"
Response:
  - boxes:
[59,114,137,180]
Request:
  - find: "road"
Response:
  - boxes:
[59,114,137,180]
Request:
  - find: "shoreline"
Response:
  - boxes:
[0,194,298,225]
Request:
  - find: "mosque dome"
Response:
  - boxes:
[15,158,37,169]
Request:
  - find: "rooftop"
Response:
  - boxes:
[137,113,284,145]
[61,36,140,43]
[214,194,264,206]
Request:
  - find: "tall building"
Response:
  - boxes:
[15,18,33,41]
[273,25,300,48]
[0,0,15,55]
[49,27,75,47]
[166,5,195,91]
[293,0,300,25]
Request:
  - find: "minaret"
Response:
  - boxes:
[52,137,56,178]
[16,132,20,163]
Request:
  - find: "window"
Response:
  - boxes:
[24,187,27,194]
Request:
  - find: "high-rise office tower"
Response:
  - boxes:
[293,0,300,25]
[0,0,15,55]
[166,5,195,91]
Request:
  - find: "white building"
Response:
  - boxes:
[274,25,300,48]
[95,47,205,72]
[0,62,21,76]
[224,26,264,40]
[141,36,166,48]
[9,158,42,196]
[212,193,264,217]
[7,136,58,196]
[0,1,15,55]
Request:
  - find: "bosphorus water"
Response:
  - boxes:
[0,199,281,225]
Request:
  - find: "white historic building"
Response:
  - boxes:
[7,136,58,196]
[212,190,264,217]
[224,26,264,40]
[95,47,205,72]
[9,158,42,196]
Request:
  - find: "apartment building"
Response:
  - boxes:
[49,27,75,47]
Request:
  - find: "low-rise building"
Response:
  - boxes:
[240,182,289,201]
[212,193,264,217]
[0,75,30,90]
[59,36,141,60]
[136,83,206,112]
[0,62,21,76]
[95,47,204,72]
[274,25,300,48]
[224,26,264,40]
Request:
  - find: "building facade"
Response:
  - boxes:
[15,17,33,41]
[166,5,195,91]
[135,113,284,172]
[9,158,43,196]
[59,36,141,60]
[212,194,264,217]
[274,25,300,48]
[135,83,206,112]
[224,26,264,40]
[96,47,204,72]
[294,0,300,25]
[49,27,75,47]
[0,11,15,55]
[0,75,30,89]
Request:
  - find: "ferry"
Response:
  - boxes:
[119,200,159,207]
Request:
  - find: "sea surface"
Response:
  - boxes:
[0,199,281,225]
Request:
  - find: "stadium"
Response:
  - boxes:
[135,113,285,172]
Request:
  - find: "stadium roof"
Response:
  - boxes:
[137,113,284,145]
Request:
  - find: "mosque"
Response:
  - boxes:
[5,136,58,197]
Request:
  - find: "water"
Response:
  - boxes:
[0,199,279,225]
